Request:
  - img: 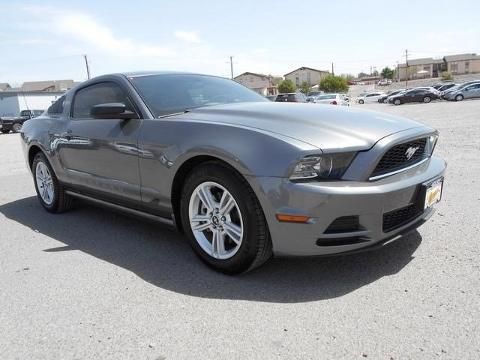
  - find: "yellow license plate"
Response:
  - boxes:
[425,178,443,209]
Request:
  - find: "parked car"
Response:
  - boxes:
[266,95,277,101]
[377,89,406,103]
[388,88,439,105]
[357,92,385,104]
[306,91,323,102]
[0,109,43,133]
[436,83,457,92]
[377,79,392,86]
[275,92,307,102]
[441,81,480,99]
[443,82,480,101]
[313,93,349,106]
[21,71,446,274]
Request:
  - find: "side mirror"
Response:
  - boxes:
[91,103,139,120]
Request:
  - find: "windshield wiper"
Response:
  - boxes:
[158,110,190,119]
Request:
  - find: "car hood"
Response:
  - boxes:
[180,102,427,151]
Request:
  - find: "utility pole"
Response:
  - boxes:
[83,54,91,80]
[405,49,408,88]
[229,56,234,79]
[331,62,334,76]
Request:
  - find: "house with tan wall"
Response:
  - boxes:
[284,67,329,87]
[234,72,278,96]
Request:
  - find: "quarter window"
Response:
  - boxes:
[47,95,66,115]
[72,82,133,118]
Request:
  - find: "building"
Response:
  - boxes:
[234,72,279,96]
[284,66,330,87]
[444,53,480,75]
[398,53,480,80]
[20,79,76,92]
[398,58,446,80]
[0,83,12,91]
[0,91,64,117]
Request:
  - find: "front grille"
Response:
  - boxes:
[383,204,422,233]
[372,138,427,178]
[324,216,360,234]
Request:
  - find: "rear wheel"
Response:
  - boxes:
[423,96,431,103]
[455,94,464,101]
[1,129,9,134]
[180,162,272,274]
[12,123,22,132]
[32,152,72,213]
[394,99,401,105]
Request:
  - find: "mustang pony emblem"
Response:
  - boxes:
[405,146,420,160]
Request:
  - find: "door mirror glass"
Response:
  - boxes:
[91,103,139,120]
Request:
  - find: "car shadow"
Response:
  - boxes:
[0,196,422,303]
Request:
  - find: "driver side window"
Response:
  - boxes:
[72,82,134,118]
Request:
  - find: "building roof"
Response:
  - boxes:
[0,90,65,98]
[234,72,271,80]
[284,66,329,77]
[444,53,479,62]
[21,80,75,92]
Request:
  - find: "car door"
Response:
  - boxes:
[464,83,480,99]
[57,81,143,203]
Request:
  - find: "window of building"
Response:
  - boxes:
[465,61,470,73]
[450,62,458,74]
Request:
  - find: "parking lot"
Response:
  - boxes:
[0,100,479,359]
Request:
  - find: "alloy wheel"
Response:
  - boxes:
[188,181,244,260]
[35,161,55,205]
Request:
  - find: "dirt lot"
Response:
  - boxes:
[0,100,479,359]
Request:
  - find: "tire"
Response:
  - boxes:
[394,99,401,105]
[455,94,464,101]
[383,99,388,104]
[12,123,22,133]
[180,162,272,274]
[32,152,72,213]
[358,99,364,104]
[423,96,431,103]
[1,129,9,134]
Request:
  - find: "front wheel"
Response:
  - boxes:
[180,162,272,274]
[394,99,401,105]
[423,96,431,103]
[32,152,72,213]
[12,123,22,132]
[358,99,364,104]
[1,129,9,134]
[455,94,464,101]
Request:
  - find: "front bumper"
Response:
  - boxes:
[248,156,446,256]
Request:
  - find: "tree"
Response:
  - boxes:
[381,67,394,79]
[372,70,379,77]
[278,79,296,93]
[357,72,369,79]
[319,75,349,93]
[299,81,310,94]
[341,73,355,81]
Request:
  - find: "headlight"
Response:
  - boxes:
[427,134,438,155]
[290,153,356,180]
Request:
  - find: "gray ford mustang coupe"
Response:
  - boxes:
[20,72,446,274]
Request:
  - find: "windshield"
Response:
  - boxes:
[130,74,267,117]
[316,95,336,100]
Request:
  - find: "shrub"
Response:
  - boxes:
[441,71,453,81]
[319,75,349,93]
[278,79,296,93]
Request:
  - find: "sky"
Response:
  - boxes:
[0,0,479,85]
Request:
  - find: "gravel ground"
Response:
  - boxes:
[0,100,479,360]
